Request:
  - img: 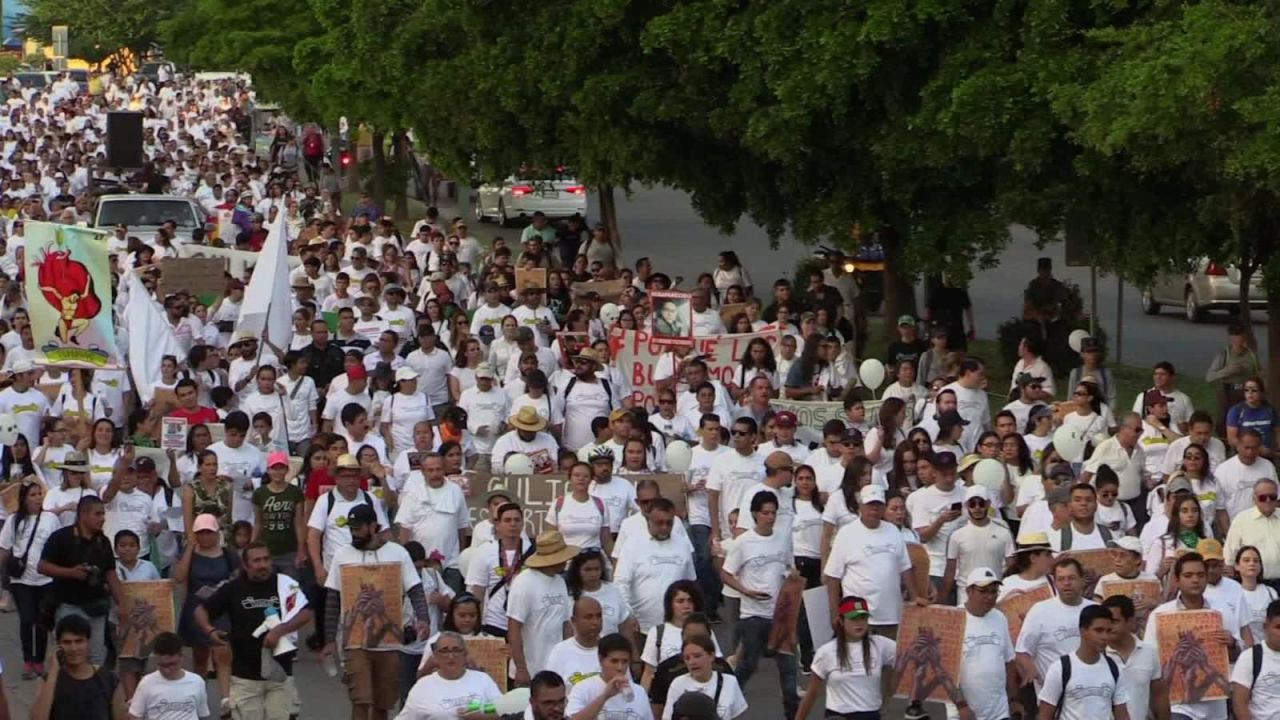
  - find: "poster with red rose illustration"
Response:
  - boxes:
[23,222,118,368]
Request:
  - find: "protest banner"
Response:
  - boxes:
[515,267,548,294]
[466,637,510,691]
[24,222,119,368]
[571,279,627,301]
[1156,610,1231,703]
[215,209,235,245]
[159,257,228,306]
[340,563,405,650]
[117,581,176,658]
[466,472,687,534]
[997,583,1054,643]
[608,326,781,407]
[555,332,590,368]
[803,586,834,648]
[650,290,694,347]
[770,399,858,430]
[651,474,688,518]
[894,605,966,702]
[161,417,188,451]
[176,241,302,278]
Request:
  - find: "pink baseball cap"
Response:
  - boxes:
[267,451,289,468]
[193,514,220,534]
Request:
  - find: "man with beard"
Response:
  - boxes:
[197,543,312,720]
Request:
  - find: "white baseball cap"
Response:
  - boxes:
[1114,536,1143,555]
[965,567,1002,588]
[858,485,886,505]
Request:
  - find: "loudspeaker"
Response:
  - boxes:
[106,112,145,169]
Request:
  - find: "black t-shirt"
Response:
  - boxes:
[51,666,115,720]
[886,339,929,367]
[203,573,296,680]
[648,655,734,707]
[40,525,115,611]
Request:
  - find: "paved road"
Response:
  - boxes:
[568,186,1266,373]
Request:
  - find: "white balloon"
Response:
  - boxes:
[858,358,886,390]
[503,453,534,475]
[1053,425,1086,463]
[0,414,15,447]
[600,303,621,325]
[1068,329,1090,353]
[665,440,693,473]
[973,458,1006,491]
[495,688,531,716]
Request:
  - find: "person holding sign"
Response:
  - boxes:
[324,505,430,720]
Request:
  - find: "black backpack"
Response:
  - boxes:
[1054,653,1119,720]
[564,376,612,406]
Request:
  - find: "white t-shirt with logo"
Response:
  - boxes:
[687,444,727,528]
[208,441,265,524]
[396,478,471,568]
[589,479,637,533]
[506,568,572,676]
[722,528,792,618]
[1016,597,1097,690]
[127,669,210,720]
[945,610,1015,720]
[1037,652,1128,720]
[810,636,897,713]
[547,495,606,551]
[615,535,696,630]
[105,488,160,558]
[823,520,910,626]
[458,386,510,456]
[706,450,764,538]
[906,483,967,578]
[546,638,602,690]
[582,582,633,637]
[380,391,435,462]
[661,672,748,720]
[566,675,654,720]
[1231,642,1280,720]
[401,669,502,718]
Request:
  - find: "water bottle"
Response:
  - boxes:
[322,653,339,678]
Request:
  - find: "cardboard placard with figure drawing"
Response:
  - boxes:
[340,563,405,650]
[893,605,966,703]
[118,581,177,659]
[1156,609,1231,704]
[997,583,1054,643]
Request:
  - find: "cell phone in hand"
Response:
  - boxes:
[950,502,962,512]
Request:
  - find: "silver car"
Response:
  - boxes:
[474,169,588,227]
[1141,258,1267,322]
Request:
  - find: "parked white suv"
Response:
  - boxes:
[92,194,211,244]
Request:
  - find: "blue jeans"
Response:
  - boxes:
[689,524,720,614]
[734,615,798,720]
[56,603,108,665]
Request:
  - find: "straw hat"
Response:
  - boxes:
[525,530,580,569]
[509,406,548,433]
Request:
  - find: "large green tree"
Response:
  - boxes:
[23,0,180,65]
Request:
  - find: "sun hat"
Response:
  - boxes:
[509,406,548,433]
[525,530,580,569]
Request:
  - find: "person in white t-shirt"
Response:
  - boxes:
[661,634,748,720]
[553,348,620,452]
[400,632,502,719]
[707,417,765,542]
[566,634,654,720]
[823,485,917,632]
[305,454,390,583]
[907,450,967,601]
[127,631,210,720]
[545,596,604,690]
[616,498,696,632]
[941,486,1016,605]
[1230,597,1280,720]
[1036,604,1131,720]
[457,362,509,472]
[941,568,1016,720]
[396,453,471,588]
[1016,558,1097,693]
[380,367,435,462]
[490,407,560,475]
[1049,483,1115,554]
[1103,595,1161,720]
[507,530,577,686]
[794,595,897,720]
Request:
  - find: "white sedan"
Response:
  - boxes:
[474,173,588,227]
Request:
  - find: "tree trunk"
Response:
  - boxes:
[391,131,410,222]
[879,224,918,344]
[597,183,622,256]
[1239,260,1258,349]
[370,129,387,212]
[1269,288,1280,402]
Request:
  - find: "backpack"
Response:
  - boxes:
[303,134,323,157]
[564,376,612,407]
[325,488,376,525]
[1054,653,1119,720]
[1058,522,1114,552]
[554,494,606,520]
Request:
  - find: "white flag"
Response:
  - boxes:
[125,272,183,406]
[235,211,294,358]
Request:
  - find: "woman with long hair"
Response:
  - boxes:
[1144,493,1205,582]
[794,596,896,720]
[639,579,720,688]
[729,338,779,402]
[1061,380,1109,446]
[0,481,56,678]
[182,450,233,545]
[42,441,98,527]
[1140,392,1182,482]
[0,432,38,485]
[1022,406,1054,466]
[173,423,213,487]
[1067,339,1116,413]
[794,464,825,672]
[887,441,920,497]
[907,428,932,456]
[1236,546,1278,645]
[486,315,520,380]
[784,333,833,400]
[416,593,488,677]
[864,398,907,480]
[566,548,638,639]
[661,635,750,720]
[85,418,121,492]
[820,458,872,565]
[884,493,919,543]
[447,338,484,403]
[713,251,753,298]
[546,462,609,551]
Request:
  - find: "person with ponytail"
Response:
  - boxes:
[794,596,896,720]
[819,457,872,566]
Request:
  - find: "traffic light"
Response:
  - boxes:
[339,150,352,168]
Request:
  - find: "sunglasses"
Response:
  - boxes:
[731,430,752,437]
[966,499,988,508]
[1258,494,1278,503]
